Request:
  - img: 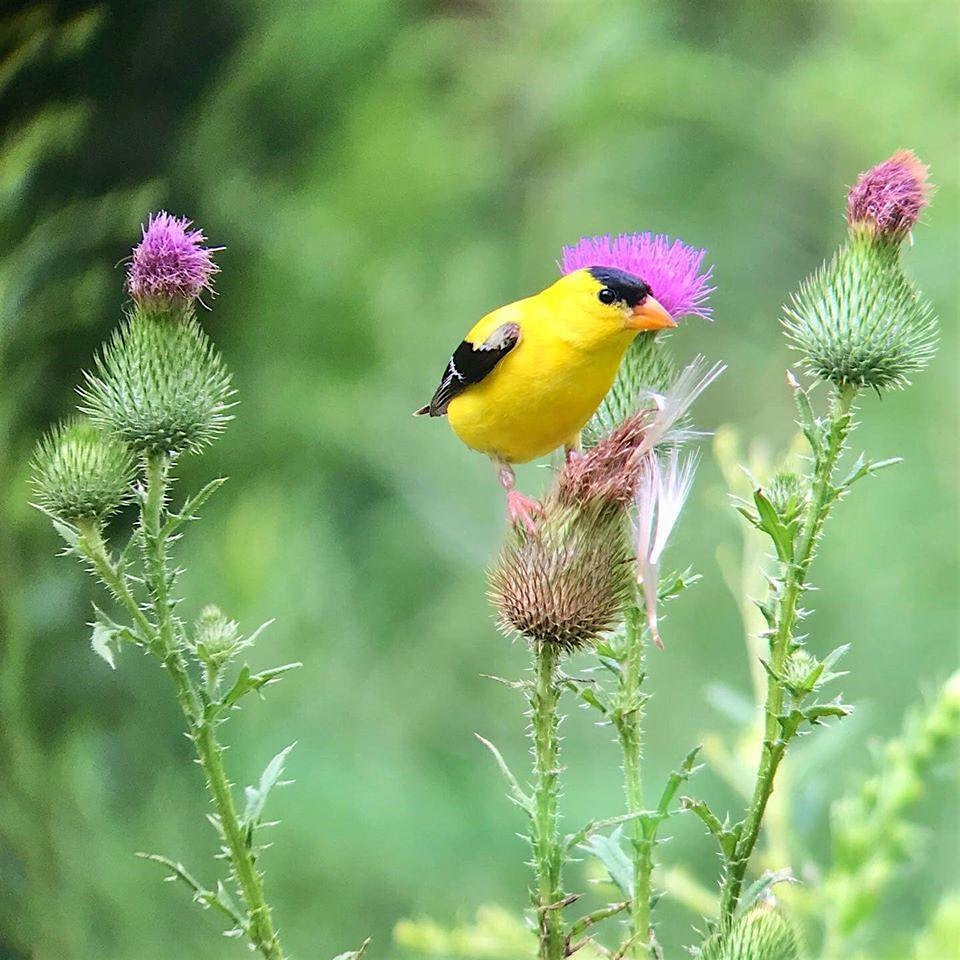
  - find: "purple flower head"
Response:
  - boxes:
[127,211,220,304]
[846,150,931,241]
[560,232,714,321]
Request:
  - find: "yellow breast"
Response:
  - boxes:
[446,301,634,464]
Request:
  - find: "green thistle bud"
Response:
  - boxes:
[192,605,241,664]
[699,905,800,960]
[783,648,820,697]
[782,228,937,393]
[764,471,806,525]
[489,500,633,653]
[80,309,234,455]
[31,420,136,522]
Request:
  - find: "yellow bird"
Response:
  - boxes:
[416,267,675,530]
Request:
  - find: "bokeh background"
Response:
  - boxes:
[1,1,957,958]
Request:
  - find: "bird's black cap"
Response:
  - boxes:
[588,266,651,307]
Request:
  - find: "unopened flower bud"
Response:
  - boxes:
[700,903,800,960]
[80,313,233,455]
[765,471,806,525]
[31,420,135,523]
[783,648,821,697]
[193,605,241,663]
[489,501,632,653]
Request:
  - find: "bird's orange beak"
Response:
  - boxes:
[626,296,676,332]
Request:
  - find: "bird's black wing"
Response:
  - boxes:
[414,322,520,417]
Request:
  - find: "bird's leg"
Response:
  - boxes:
[496,461,540,534]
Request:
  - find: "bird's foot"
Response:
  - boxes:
[506,490,541,534]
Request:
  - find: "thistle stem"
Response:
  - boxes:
[139,453,284,960]
[530,641,565,960]
[720,384,856,918]
[614,606,652,958]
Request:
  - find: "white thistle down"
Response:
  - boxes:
[634,448,699,647]
[633,356,726,459]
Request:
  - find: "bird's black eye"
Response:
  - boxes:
[598,287,618,305]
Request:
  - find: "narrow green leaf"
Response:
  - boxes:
[220,661,301,709]
[475,733,533,813]
[242,742,297,828]
[753,489,793,563]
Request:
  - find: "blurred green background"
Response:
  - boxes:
[1,1,957,958]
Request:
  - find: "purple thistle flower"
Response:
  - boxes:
[846,150,931,241]
[127,211,220,304]
[560,232,715,320]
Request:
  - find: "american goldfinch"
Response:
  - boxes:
[416,267,675,530]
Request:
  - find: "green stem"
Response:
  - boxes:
[530,641,565,960]
[139,452,284,960]
[720,384,856,919]
[615,606,652,958]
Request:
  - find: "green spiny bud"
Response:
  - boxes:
[192,605,241,663]
[783,648,821,697]
[585,333,678,444]
[31,420,136,522]
[489,499,633,653]
[699,905,800,960]
[782,233,937,392]
[80,309,233,455]
[764,471,806,526]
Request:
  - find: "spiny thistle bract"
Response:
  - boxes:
[31,419,136,522]
[80,310,234,455]
[489,500,633,653]
[698,906,800,960]
[781,234,937,391]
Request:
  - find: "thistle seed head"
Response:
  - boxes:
[127,211,220,304]
[31,420,136,522]
[80,313,234,455]
[558,411,648,508]
[489,501,633,653]
[847,150,931,243]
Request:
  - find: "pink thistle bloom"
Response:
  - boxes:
[127,211,220,304]
[560,232,714,320]
[846,150,931,241]
[634,448,699,649]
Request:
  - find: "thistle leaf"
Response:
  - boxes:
[580,826,634,898]
[242,742,297,830]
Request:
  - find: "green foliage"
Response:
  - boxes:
[820,671,960,955]
[80,308,234,455]
[30,419,135,522]
[782,235,938,392]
